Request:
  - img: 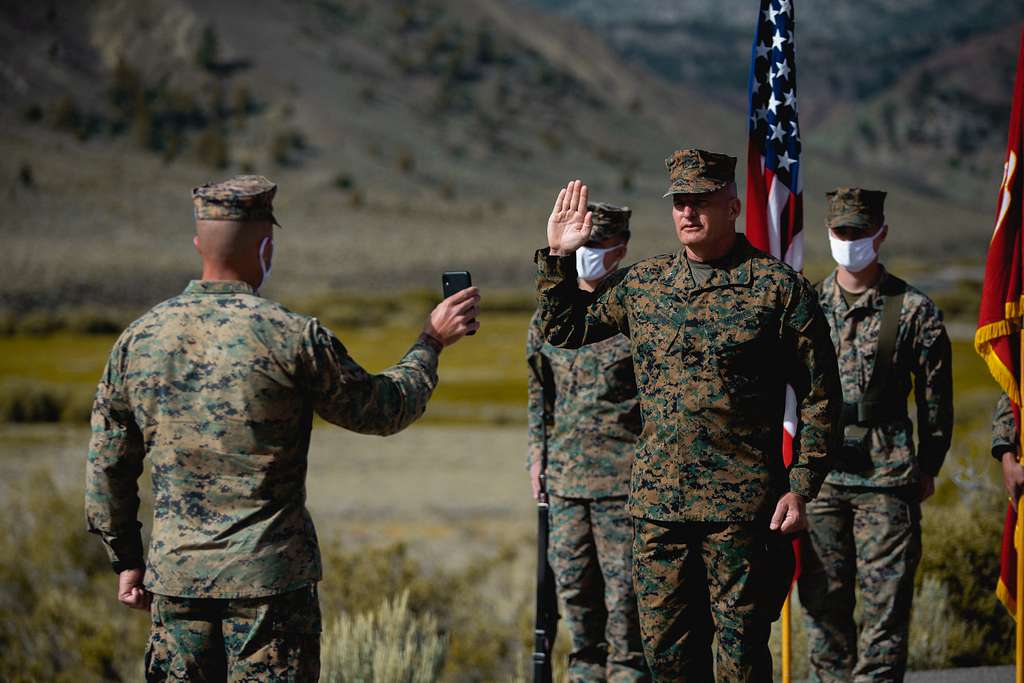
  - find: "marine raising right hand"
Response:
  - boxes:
[547,179,593,255]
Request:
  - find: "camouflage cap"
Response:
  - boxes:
[587,202,631,242]
[825,187,886,231]
[663,148,737,197]
[192,175,281,226]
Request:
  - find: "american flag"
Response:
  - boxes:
[746,0,803,273]
[745,0,803,583]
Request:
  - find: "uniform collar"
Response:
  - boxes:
[823,265,891,316]
[671,233,754,296]
[183,280,257,295]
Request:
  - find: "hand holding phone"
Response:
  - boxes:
[442,271,476,336]
[424,272,480,346]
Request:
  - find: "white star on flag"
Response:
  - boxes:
[770,122,786,141]
[784,89,798,110]
[772,30,787,51]
[779,0,792,14]
[756,42,771,60]
[767,92,781,114]
[777,150,796,171]
[773,61,791,81]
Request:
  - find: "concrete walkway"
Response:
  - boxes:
[789,666,1013,682]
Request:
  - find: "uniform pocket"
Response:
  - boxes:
[269,585,322,635]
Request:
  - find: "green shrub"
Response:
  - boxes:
[0,380,64,422]
[0,471,149,681]
[917,498,1013,665]
[321,591,447,683]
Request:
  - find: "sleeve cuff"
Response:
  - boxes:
[535,248,578,281]
[417,332,444,355]
[992,443,1016,462]
[789,467,823,501]
[103,528,145,574]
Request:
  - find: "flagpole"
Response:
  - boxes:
[782,593,792,683]
[1018,336,1024,683]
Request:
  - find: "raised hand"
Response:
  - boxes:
[547,179,593,255]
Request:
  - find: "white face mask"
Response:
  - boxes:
[576,245,621,281]
[257,236,273,290]
[829,226,882,273]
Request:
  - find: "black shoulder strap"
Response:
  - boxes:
[861,278,906,406]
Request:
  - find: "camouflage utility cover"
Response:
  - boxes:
[587,202,632,243]
[818,268,953,487]
[535,235,841,522]
[192,175,281,226]
[86,280,438,598]
[662,148,737,197]
[527,310,641,499]
[992,393,1017,459]
[825,187,886,232]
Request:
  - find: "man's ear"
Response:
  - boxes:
[729,197,742,221]
[875,224,888,249]
[192,235,201,254]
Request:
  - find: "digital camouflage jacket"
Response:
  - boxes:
[535,235,841,522]
[527,309,641,499]
[817,268,953,487]
[86,280,438,598]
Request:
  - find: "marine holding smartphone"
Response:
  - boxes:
[84,175,480,682]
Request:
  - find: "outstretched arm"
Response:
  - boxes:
[303,288,480,435]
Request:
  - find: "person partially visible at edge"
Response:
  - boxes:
[797,187,953,683]
[533,149,841,681]
[84,175,481,682]
[993,393,1024,507]
[526,202,650,682]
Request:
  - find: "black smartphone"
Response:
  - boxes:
[442,271,475,335]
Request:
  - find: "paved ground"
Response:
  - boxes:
[791,667,1014,682]
[908,666,1013,682]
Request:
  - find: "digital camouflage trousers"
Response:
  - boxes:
[798,483,922,683]
[548,495,650,682]
[632,517,793,682]
[145,583,322,682]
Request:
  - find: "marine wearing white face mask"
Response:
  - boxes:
[576,243,623,281]
[828,225,884,273]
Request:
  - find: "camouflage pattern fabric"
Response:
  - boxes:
[146,584,321,682]
[86,279,439,597]
[534,234,841,522]
[548,495,649,682]
[192,175,281,226]
[662,148,737,197]
[798,483,921,683]
[992,392,1017,460]
[526,310,641,499]
[632,517,793,681]
[817,268,953,488]
[588,203,632,243]
[825,187,886,232]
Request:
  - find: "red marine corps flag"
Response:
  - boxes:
[745,0,803,580]
[976,27,1024,620]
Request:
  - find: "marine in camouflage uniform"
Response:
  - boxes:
[797,187,954,683]
[535,151,841,680]
[85,176,475,682]
[527,203,649,682]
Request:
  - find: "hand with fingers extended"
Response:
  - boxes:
[547,179,593,255]
[424,287,481,347]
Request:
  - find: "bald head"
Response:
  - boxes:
[194,219,274,288]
